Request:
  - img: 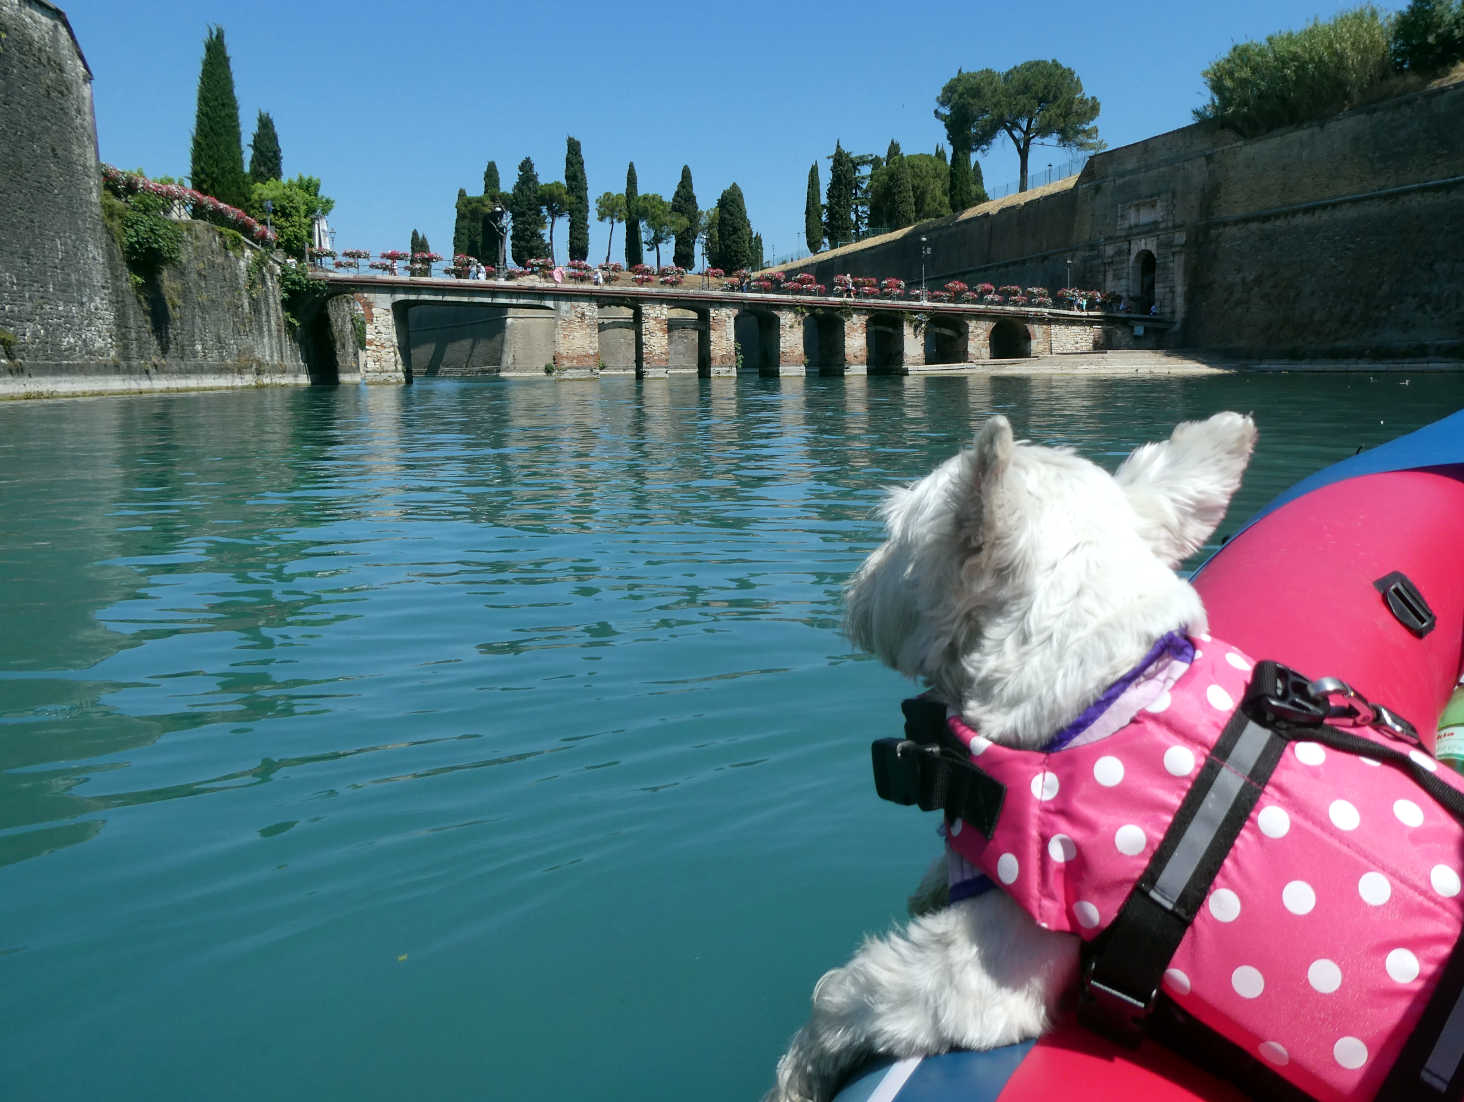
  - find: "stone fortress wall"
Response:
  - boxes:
[0,0,325,398]
[797,78,1464,360]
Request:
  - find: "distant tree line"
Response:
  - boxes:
[451,144,765,270]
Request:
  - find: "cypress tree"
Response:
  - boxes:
[483,161,501,198]
[751,232,765,270]
[189,26,248,209]
[248,110,282,183]
[804,163,822,254]
[509,157,548,266]
[949,144,974,212]
[624,162,643,267]
[565,137,589,262]
[411,229,422,254]
[671,165,698,270]
[970,158,988,205]
[453,188,480,259]
[713,183,753,272]
[824,141,855,250]
[889,151,917,228]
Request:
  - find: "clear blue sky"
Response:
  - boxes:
[61,0,1389,269]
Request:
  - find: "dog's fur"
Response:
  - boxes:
[766,412,1258,1102]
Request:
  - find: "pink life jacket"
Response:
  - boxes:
[942,634,1464,1102]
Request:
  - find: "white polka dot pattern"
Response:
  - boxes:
[1386,948,1420,984]
[937,637,1464,1100]
[1307,958,1341,994]
[1163,745,1195,777]
[1232,965,1264,998]
[1328,799,1360,831]
[1334,1037,1368,1070]
[1093,756,1124,787]
[1394,799,1424,828]
[1114,824,1146,856]
[1259,1041,1289,1066]
[1208,888,1241,923]
[1359,871,1392,906]
[1294,741,1326,766]
[996,853,1018,885]
[1257,805,1290,838]
[1282,880,1316,916]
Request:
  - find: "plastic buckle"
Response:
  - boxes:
[1080,960,1155,1047]
[1244,661,1330,728]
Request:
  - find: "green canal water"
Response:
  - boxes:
[0,372,1459,1101]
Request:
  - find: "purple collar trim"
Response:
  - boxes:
[1041,631,1195,753]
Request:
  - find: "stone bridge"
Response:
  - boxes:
[323,273,1148,383]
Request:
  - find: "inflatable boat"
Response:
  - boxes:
[836,408,1464,1102]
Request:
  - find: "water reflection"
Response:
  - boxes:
[0,372,1457,1102]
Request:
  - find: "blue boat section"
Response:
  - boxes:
[835,1043,1035,1102]
[1247,406,1464,524]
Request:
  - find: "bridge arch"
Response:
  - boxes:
[923,315,969,365]
[866,311,905,372]
[802,310,847,374]
[989,319,1032,359]
[734,309,779,373]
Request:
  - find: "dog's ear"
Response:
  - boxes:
[1115,412,1257,567]
[953,416,1014,553]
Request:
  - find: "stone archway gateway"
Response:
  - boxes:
[1133,249,1157,313]
[989,319,1032,359]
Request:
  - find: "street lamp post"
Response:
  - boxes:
[920,236,932,302]
[1065,257,1073,291]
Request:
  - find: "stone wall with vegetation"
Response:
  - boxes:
[0,0,320,398]
[796,77,1464,360]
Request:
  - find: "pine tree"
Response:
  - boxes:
[248,110,282,183]
[565,137,589,262]
[509,157,548,266]
[671,165,698,270]
[804,163,822,254]
[712,183,753,272]
[624,162,643,268]
[189,26,248,209]
[483,161,501,198]
[824,141,855,250]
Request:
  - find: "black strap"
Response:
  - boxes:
[1080,707,1287,1043]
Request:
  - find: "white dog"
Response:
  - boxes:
[765,412,1259,1102]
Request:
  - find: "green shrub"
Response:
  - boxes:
[276,261,327,329]
[0,328,18,362]
[120,190,184,274]
[1195,6,1393,135]
[1392,0,1464,72]
[351,312,366,350]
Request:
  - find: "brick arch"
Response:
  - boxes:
[989,319,1032,359]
